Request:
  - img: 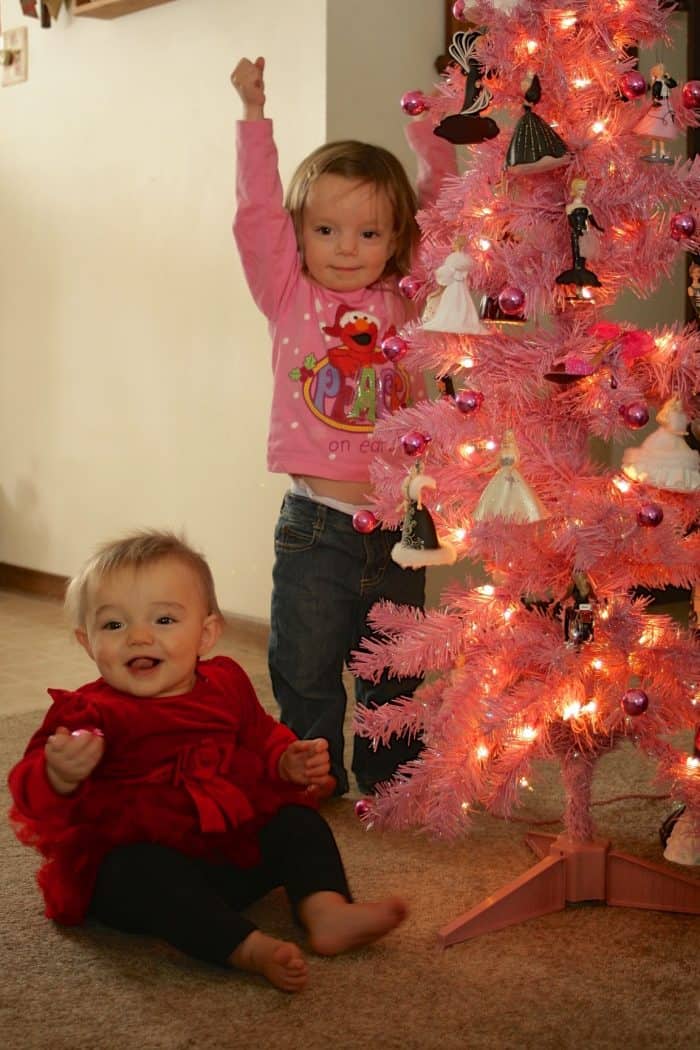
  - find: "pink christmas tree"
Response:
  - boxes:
[353,0,700,941]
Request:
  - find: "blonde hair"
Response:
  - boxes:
[284,140,419,279]
[65,529,222,628]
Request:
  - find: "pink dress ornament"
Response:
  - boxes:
[422,251,486,335]
[472,429,548,523]
[633,63,678,164]
[622,397,700,492]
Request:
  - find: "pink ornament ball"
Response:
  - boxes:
[621,401,649,429]
[398,275,422,300]
[400,90,428,117]
[352,509,378,534]
[682,80,700,109]
[401,430,431,457]
[452,0,468,19]
[354,799,371,819]
[621,688,649,717]
[636,502,664,528]
[497,286,526,316]
[455,389,484,414]
[670,212,696,242]
[380,334,409,362]
[619,71,647,101]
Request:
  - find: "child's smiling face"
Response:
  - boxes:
[301,174,397,293]
[75,557,221,698]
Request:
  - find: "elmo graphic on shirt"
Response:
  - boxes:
[288,305,410,432]
[322,308,383,378]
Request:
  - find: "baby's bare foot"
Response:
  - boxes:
[300,891,408,956]
[228,931,308,992]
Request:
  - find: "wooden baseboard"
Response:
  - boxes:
[0,562,69,601]
[0,561,271,642]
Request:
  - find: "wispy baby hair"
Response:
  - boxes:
[284,139,419,278]
[65,529,222,627]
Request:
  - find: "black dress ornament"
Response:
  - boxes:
[505,74,571,175]
[555,179,604,289]
[434,31,500,146]
[391,465,456,569]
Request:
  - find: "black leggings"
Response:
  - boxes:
[89,805,351,967]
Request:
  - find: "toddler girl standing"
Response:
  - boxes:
[231,56,454,798]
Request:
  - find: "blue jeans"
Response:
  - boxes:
[269,493,425,795]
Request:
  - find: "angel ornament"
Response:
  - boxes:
[422,250,486,335]
[633,63,678,163]
[622,397,700,491]
[555,178,604,292]
[392,463,456,569]
[506,74,572,176]
[434,31,500,145]
[472,430,549,523]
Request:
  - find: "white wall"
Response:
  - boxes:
[0,0,443,619]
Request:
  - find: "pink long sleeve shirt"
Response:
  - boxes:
[233,119,454,484]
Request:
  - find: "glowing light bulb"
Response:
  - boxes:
[518,726,537,741]
[686,756,700,771]
[503,607,515,622]
[519,777,531,788]
[461,801,471,811]
[582,699,597,715]
[562,700,582,720]
[477,237,492,251]
[477,584,495,597]
[453,527,467,542]
[573,77,591,89]
[560,14,577,29]
[591,120,607,135]
[460,356,475,369]
[485,439,497,451]
[476,744,490,760]
[591,658,604,670]
[479,207,493,216]
[459,443,476,458]
[612,475,631,494]
[526,39,539,55]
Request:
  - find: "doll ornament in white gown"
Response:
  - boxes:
[473,429,549,523]
[622,397,700,491]
[422,251,486,335]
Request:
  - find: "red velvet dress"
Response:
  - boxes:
[7,656,317,925]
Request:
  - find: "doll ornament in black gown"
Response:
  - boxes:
[434,30,500,146]
[506,74,572,175]
[555,178,604,290]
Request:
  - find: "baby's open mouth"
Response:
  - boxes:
[127,657,161,671]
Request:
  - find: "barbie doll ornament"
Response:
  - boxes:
[434,31,500,145]
[506,74,572,175]
[555,179,604,293]
[472,430,548,524]
[633,63,678,164]
[622,398,700,492]
[688,260,700,322]
[422,251,486,334]
[392,464,456,568]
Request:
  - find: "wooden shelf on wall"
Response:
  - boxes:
[72,0,176,18]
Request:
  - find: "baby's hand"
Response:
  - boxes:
[45,726,105,795]
[278,738,330,788]
[230,56,266,119]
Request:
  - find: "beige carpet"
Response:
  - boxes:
[1,591,698,1050]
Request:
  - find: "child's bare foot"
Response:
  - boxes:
[299,891,407,956]
[228,931,308,992]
